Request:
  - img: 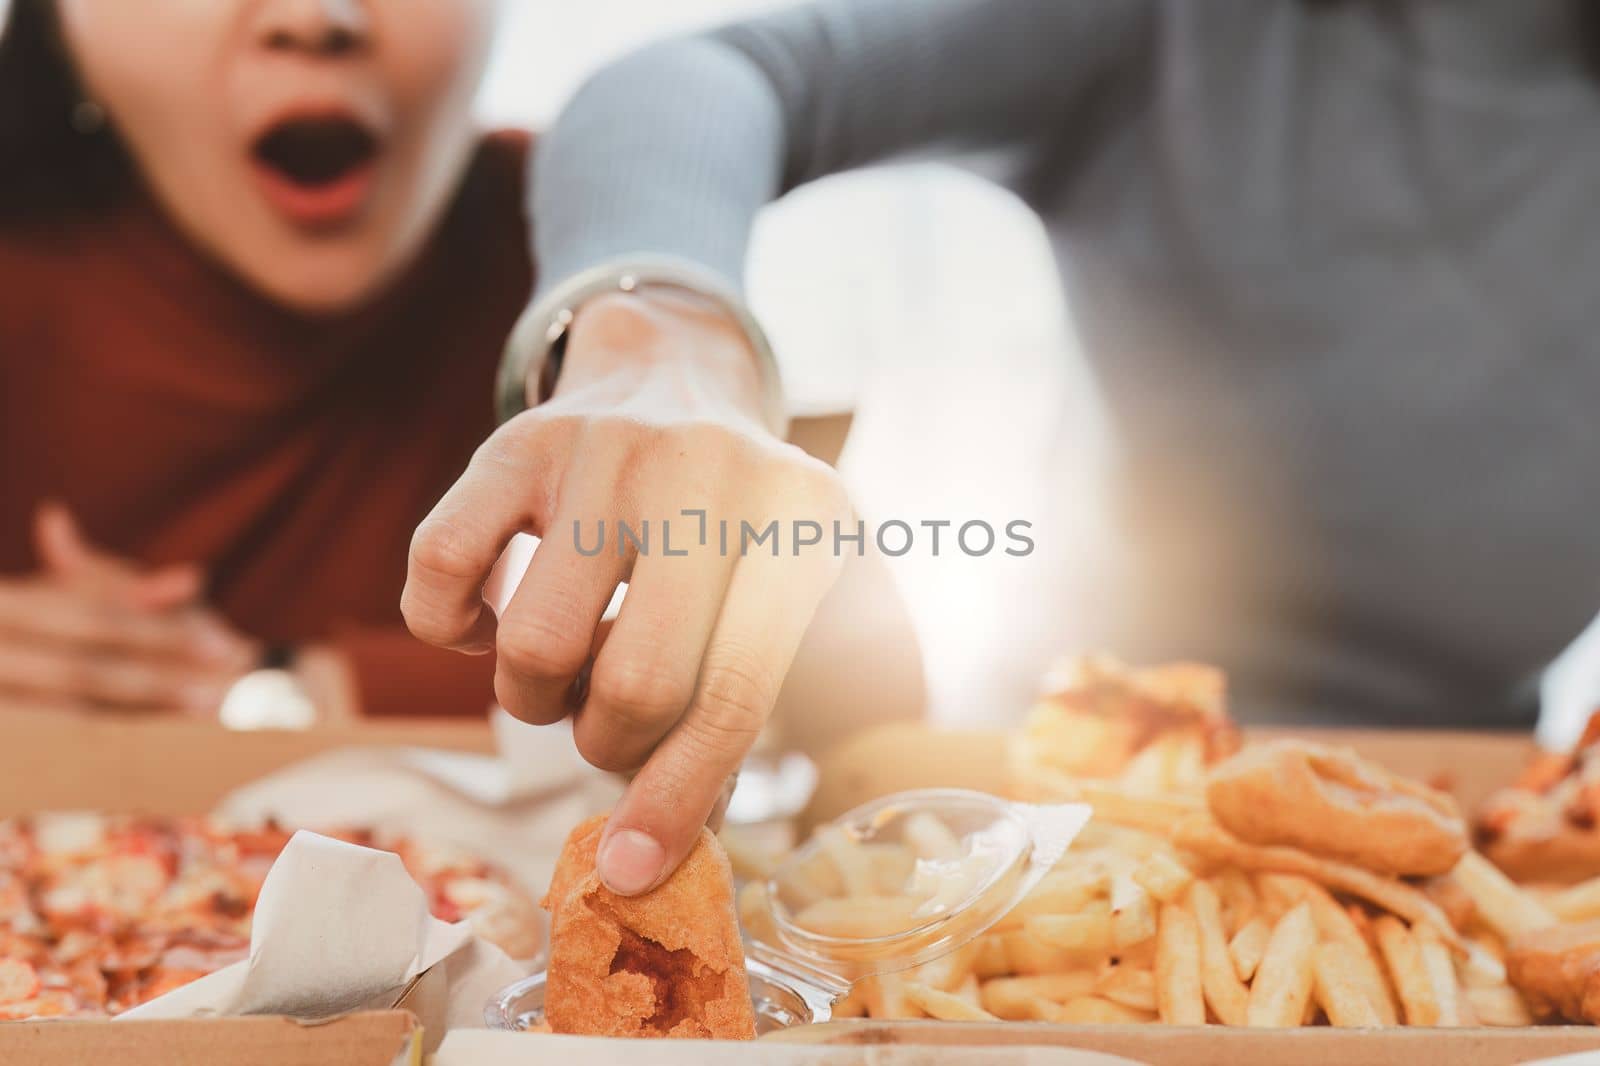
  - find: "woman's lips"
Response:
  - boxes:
[248,113,382,232]
[249,156,376,231]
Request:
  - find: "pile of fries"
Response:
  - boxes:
[756,793,1547,1028]
[729,656,1594,1029]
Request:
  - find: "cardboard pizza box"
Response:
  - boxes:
[0,1010,421,1066]
[0,705,493,816]
[0,706,491,1062]
[768,1018,1600,1066]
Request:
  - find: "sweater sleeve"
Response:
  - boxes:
[531,0,1153,297]
[331,624,497,719]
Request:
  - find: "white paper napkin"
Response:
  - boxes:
[119,831,522,1025]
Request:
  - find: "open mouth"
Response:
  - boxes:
[253,116,377,187]
[249,115,379,228]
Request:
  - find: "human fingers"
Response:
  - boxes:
[0,578,220,659]
[572,526,737,773]
[596,471,849,895]
[402,415,575,654]
[492,427,632,726]
[34,504,202,610]
[0,639,236,712]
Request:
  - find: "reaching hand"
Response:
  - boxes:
[404,288,850,894]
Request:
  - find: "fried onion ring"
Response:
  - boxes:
[1506,919,1600,1024]
[1205,740,1468,877]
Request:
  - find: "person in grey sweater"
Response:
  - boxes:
[404,0,1600,893]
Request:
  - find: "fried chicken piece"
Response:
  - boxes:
[1507,919,1600,1023]
[542,815,756,1040]
[1477,711,1600,883]
[1206,740,1469,877]
[1014,655,1241,790]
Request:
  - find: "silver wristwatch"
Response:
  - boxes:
[495,256,789,438]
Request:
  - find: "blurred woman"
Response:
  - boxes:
[0,0,533,719]
[0,0,917,758]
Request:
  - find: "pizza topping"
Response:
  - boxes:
[38,853,172,923]
[31,813,106,858]
[0,814,541,1018]
[0,959,40,1005]
[0,989,83,1020]
[449,876,546,960]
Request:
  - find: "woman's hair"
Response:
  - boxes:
[0,0,133,219]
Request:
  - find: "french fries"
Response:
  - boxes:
[1095,963,1157,1013]
[1448,851,1557,941]
[813,819,1543,1030]
[1246,903,1317,1027]
[1189,880,1250,1025]
[1110,873,1158,949]
[903,812,963,862]
[1313,942,1383,1028]
[1373,915,1438,1026]
[980,974,1095,1020]
[1465,984,1535,1027]
[791,672,1553,1035]
[1548,875,1600,923]
[1262,874,1398,1025]
[1174,819,1467,954]
[1155,902,1206,1025]
[1028,903,1115,955]
[1228,917,1271,983]
[793,895,926,939]
[1415,923,1466,1027]
[1133,851,1195,904]
[913,942,981,993]
[816,825,877,898]
[903,981,999,1022]
[1052,996,1157,1024]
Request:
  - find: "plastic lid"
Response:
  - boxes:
[751,788,1089,986]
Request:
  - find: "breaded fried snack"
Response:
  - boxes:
[1010,655,1242,799]
[1478,712,1600,884]
[1507,919,1600,1023]
[541,815,757,1039]
[1206,740,1468,877]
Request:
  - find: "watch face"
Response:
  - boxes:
[218,670,317,731]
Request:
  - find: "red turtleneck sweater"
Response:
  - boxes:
[0,133,534,717]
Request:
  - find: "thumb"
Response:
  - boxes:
[35,502,202,609]
[34,502,97,577]
[596,725,750,897]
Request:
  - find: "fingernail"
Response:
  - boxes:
[597,829,665,896]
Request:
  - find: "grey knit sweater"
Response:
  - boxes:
[532,0,1600,728]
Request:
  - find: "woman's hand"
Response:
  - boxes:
[403,287,851,895]
[0,505,258,713]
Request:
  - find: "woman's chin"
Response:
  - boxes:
[229,243,396,317]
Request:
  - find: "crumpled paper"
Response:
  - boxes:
[118,831,523,1028]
